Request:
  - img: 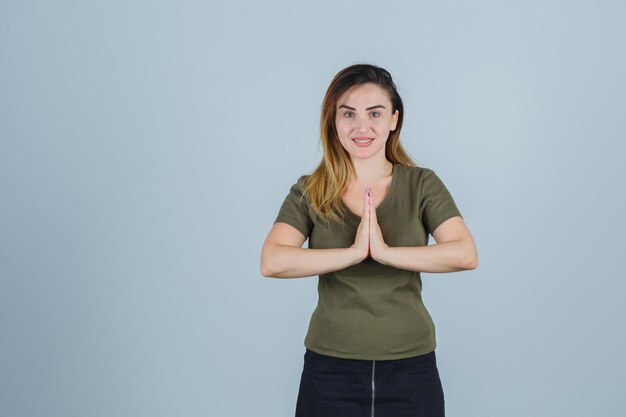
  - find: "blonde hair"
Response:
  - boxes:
[303,63,417,223]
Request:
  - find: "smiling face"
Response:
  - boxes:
[335,82,399,162]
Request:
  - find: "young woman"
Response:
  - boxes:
[260,63,478,417]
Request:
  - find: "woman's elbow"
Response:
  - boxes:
[462,249,479,270]
[260,263,271,277]
[464,255,478,270]
[259,250,273,277]
[459,242,478,270]
[260,258,277,277]
[260,253,284,278]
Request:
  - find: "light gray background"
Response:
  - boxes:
[1,1,624,416]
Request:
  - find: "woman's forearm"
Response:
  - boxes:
[261,245,364,278]
[377,240,478,273]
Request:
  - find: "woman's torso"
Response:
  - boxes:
[273,163,463,360]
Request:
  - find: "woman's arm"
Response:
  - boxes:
[376,216,478,273]
[260,222,364,278]
[262,188,372,278]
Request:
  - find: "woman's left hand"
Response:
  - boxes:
[367,187,390,262]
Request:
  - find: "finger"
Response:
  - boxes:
[362,186,369,219]
[368,188,376,221]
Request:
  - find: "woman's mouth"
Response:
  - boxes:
[352,137,374,147]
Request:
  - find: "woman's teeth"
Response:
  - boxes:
[353,138,374,147]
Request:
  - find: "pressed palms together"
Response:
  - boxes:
[351,187,389,262]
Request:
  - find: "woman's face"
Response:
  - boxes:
[335,82,399,162]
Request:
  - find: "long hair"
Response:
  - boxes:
[303,63,417,223]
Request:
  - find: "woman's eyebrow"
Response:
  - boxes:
[338,104,386,111]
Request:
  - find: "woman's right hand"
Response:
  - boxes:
[351,186,370,262]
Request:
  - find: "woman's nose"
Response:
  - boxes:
[354,115,369,131]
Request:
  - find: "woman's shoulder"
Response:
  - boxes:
[396,163,435,182]
[292,174,312,191]
[284,174,311,198]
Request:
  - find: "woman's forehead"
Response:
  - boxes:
[337,83,391,108]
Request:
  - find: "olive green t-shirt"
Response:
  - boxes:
[273,163,463,360]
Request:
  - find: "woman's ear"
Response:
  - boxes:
[391,110,399,131]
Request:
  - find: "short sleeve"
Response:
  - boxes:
[419,169,463,235]
[273,175,314,239]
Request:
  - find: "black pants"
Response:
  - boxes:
[295,348,445,417]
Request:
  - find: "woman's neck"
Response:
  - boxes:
[350,158,393,186]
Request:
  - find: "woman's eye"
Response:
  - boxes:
[342,111,380,118]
